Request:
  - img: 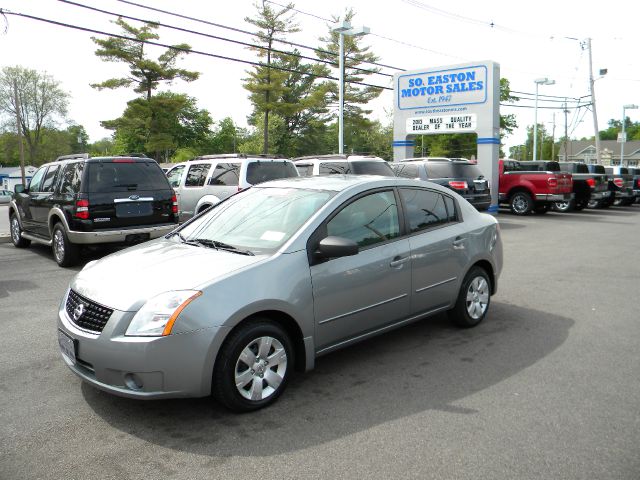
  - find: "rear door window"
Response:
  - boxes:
[185,163,211,187]
[209,163,240,186]
[86,161,170,193]
[41,164,61,192]
[59,162,84,194]
[246,161,298,185]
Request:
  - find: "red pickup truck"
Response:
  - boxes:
[499,159,573,215]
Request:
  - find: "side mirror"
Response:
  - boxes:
[316,236,359,259]
[14,184,25,194]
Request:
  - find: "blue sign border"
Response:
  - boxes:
[396,65,488,111]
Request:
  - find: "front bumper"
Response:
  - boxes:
[57,291,229,399]
[535,193,574,202]
[67,223,177,245]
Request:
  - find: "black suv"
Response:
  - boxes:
[9,154,178,266]
[391,158,491,211]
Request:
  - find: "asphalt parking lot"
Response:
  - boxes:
[1,205,639,479]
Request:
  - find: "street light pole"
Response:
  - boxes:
[621,104,638,167]
[533,77,555,161]
[332,21,370,155]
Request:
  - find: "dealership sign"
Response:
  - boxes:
[397,65,487,110]
[393,60,500,213]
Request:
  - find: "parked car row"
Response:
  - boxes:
[497,160,640,215]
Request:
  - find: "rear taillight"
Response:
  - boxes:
[75,199,89,219]
[171,194,178,214]
[448,181,468,190]
[547,178,558,187]
[636,178,640,188]
[613,178,623,188]
[586,178,596,188]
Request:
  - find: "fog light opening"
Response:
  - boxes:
[124,373,144,391]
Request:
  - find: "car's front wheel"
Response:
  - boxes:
[52,222,80,267]
[448,266,491,328]
[10,213,30,248]
[213,320,293,412]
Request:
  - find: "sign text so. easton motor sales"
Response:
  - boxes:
[397,65,487,111]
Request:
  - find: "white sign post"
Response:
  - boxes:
[393,60,501,213]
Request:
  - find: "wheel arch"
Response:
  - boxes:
[466,259,496,295]
[215,310,308,375]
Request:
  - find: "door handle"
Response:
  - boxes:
[452,237,466,250]
[390,256,409,268]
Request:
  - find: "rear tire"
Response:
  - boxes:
[448,266,491,328]
[52,222,80,267]
[213,319,294,412]
[509,191,533,215]
[587,199,604,209]
[553,199,574,213]
[10,213,30,248]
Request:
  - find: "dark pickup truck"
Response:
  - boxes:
[629,167,640,203]
[553,162,610,212]
[604,167,636,206]
[585,164,614,208]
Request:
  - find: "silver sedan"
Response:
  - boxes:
[57,176,502,411]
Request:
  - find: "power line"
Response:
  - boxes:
[56,0,392,79]
[264,0,466,61]
[1,9,393,91]
[115,0,404,72]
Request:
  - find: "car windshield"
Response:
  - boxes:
[178,187,334,254]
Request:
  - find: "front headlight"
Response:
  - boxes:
[125,290,202,337]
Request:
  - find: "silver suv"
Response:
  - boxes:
[166,154,299,222]
[293,154,394,177]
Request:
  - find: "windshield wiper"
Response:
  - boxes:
[191,238,255,256]
[168,231,202,247]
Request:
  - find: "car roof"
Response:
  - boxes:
[256,174,453,194]
[293,154,385,163]
[190,154,289,162]
[398,158,474,165]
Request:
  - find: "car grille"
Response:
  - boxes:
[66,289,113,333]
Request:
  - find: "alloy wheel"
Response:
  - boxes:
[53,229,65,263]
[466,276,489,320]
[512,194,529,214]
[234,336,287,401]
[10,217,21,243]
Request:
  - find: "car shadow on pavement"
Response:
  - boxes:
[82,301,573,459]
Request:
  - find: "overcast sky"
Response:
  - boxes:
[1,0,638,156]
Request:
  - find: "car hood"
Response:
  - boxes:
[71,239,267,311]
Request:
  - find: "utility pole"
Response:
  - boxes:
[563,101,569,161]
[551,113,556,160]
[13,80,26,186]
[586,38,602,164]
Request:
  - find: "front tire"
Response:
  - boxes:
[448,266,491,328]
[213,320,293,412]
[52,222,80,267]
[509,191,533,215]
[10,213,31,248]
